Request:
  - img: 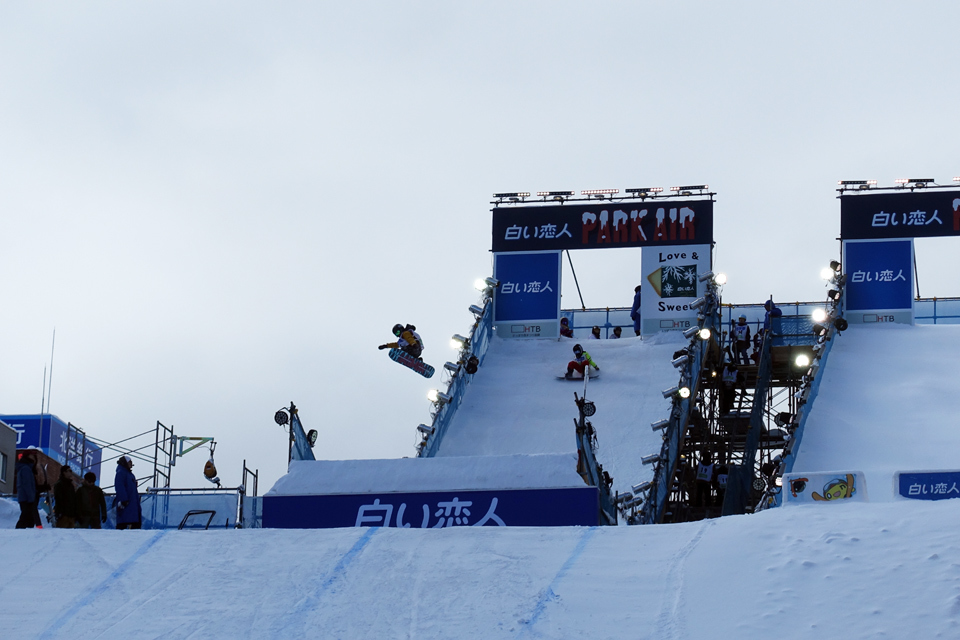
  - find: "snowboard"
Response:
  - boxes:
[556,371,601,381]
[388,348,435,378]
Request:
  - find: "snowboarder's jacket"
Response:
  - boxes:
[114,463,142,526]
[16,458,36,504]
[573,350,598,369]
[384,326,424,356]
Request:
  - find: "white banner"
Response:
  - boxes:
[640,245,711,336]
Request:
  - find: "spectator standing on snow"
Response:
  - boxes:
[54,465,80,528]
[77,472,108,529]
[630,285,642,336]
[15,451,39,529]
[559,317,574,338]
[589,326,602,340]
[114,456,142,530]
[611,326,622,339]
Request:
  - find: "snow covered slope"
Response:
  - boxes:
[793,324,960,500]
[5,500,960,639]
[434,333,686,496]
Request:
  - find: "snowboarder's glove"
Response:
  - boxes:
[378,344,389,350]
[593,365,600,371]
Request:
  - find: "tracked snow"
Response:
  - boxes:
[434,333,687,496]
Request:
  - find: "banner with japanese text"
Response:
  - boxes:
[639,244,711,336]
[2,413,103,475]
[492,200,713,253]
[262,486,600,528]
[843,239,914,325]
[840,190,960,240]
[896,470,960,501]
[493,251,561,338]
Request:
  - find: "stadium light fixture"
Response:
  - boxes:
[713,273,727,285]
[417,424,435,435]
[954,177,960,182]
[474,279,487,291]
[625,187,664,197]
[830,260,841,272]
[468,304,484,318]
[699,328,712,340]
[820,267,835,281]
[427,389,452,404]
[670,184,708,193]
[683,326,699,339]
[895,178,909,185]
[838,180,876,190]
[632,481,653,493]
[450,334,470,350]
[443,362,460,374]
[615,492,634,505]
[662,386,681,399]
[795,354,811,368]
[650,418,670,432]
[812,308,828,324]
[671,355,689,369]
[493,192,531,200]
[827,289,840,301]
[484,277,499,288]
[834,317,849,332]
[698,270,715,283]
[689,296,707,310]
[641,454,661,466]
[678,386,691,399]
[812,323,828,337]
[581,188,619,197]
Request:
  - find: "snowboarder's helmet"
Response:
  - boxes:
[738,315,746,321]
[392,324,404,336]
[573,344,583,356]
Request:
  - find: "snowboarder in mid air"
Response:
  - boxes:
[379,323,424,359]
[564,343,600,379]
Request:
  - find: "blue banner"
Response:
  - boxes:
[844,240,913,312]
[262,487,599,529]
[493,252,561,323]
[897,471,960,501]
[2,414,103,475]
[840,191,960,240]
[492,200,714,252]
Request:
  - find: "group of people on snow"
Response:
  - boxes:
[15,450,141,530]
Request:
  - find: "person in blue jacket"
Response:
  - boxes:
[114,456,142,530]
[630,285,642,336]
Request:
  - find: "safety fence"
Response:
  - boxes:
[419,297,494,458]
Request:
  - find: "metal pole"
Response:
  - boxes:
[565,250,586,310]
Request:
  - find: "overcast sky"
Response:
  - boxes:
[1,2,958,490]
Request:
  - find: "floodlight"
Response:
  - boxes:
[812,308,827,323]
[307,429,318,448]
[683,326,699,339]
[417,424,435,435]
[581,188,619,196]
[714,273,727,285]
[493,192,530,199]
[615,492,634,504]
[834,317,849,332]
[895,178,909,185]
[690,296,707,310]
[820,267,835,280]
[450,334,470,349]
[427,389,452,404]
[632,481,653,493]
[650,418,670,432]
[908,178,934,185]
[625,187,664,195]
[671,355,689,369]
[678,386,691,399]
[662,386,681,399]
[641,454,661,466]
[670,184,708,191]
[775,477,783,487]
[795,354,811,368]
[484,277,500,288]
[954,177,960,182]
[582,401,596,417]
[443,362,460,374]
[812,323,827,336]
[468,304,484,317]
[536,190,574,197]
[699,328,712,340]
[273,410,289,426]
[698,270,715,283]
[465,355,480,375]
[474,279,487,291]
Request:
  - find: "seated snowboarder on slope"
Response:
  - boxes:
[379,323,424,359]
[564,343,599,379]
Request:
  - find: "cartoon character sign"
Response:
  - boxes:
[783,471,868,505]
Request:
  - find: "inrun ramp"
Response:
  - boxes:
[792,323,960,500]
[433,332,686,497]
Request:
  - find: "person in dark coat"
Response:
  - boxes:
[630,285,642,336]
[54,465,80,528]
[15,451,39,529]
[114,456,142,530]
[77,472,108,529]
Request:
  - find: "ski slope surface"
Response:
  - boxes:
[434,333,686,497]
[793,323,960,499]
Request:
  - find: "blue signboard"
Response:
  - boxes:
[896,471,960,501]
[844,240,913,320]
[492,200,714,252]
[493,251,561,338]
[262,486,599,529]
[840,191,960,240]
[1,414,104,477]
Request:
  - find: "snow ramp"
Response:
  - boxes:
[433,332,687,498]
[792,323,960,501]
